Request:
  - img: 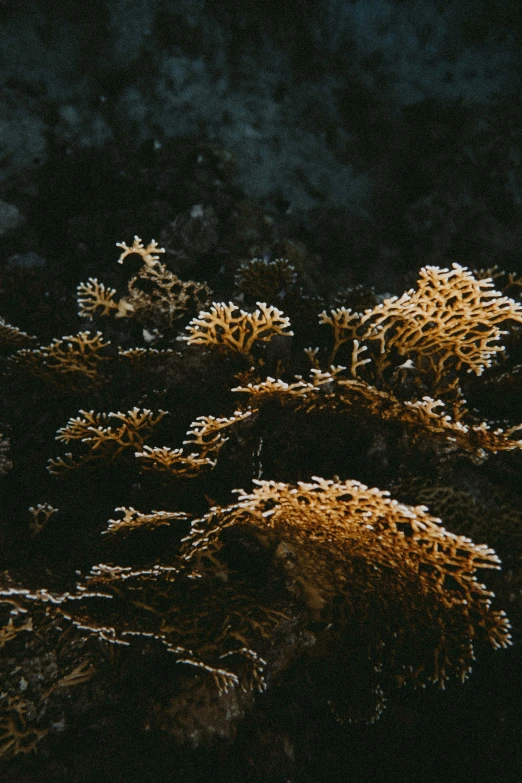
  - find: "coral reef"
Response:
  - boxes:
[1,235,521,775]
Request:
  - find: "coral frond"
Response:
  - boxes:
[49,408,167,472]
[77,278,118,319]
[10,332,112,389]
[103,506,188,537]
[0,317,37,350]
[184,302,293,360]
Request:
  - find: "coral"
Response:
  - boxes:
[28,503,58,536]
[235,258,298,303]
[184,301,293,362]
[135,446,216,480]
[233,370,522,461]
[0,713,48,758]
[0,318,36,350]
[9,331,112,389]
[48,408,167,474]
[183,478,510,689]
[0,616,33,650]
[103,507,188,537]
[320,263,522,389]
[1,243,521,761]
[78,236,211,342]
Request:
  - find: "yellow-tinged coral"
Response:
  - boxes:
[0,317,37,350]
[1,253,521,751]
[182,477,511,687]
[48,408,167,473]
[320,263,522,392]
[102,506,188,537]
[77,237,211,340]
[0,714,48,758]
[135,446,216,479]
[28,503,58,536]
[10,331,112,388]
[184,301,293,361]
[233,370,522,460]
[77,278,119,319]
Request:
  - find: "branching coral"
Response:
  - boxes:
[103,506,188,537]
[0,317,37,350]
[48,408,167,473]
[78,236,211,341]
[183,477,510,687]
[184,301,293,362]
[1,244,521,757]
[320,263,522,396]
[10,331,112,389]
[233,370,522,461]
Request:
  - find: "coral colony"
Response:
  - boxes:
[1,237,522,756]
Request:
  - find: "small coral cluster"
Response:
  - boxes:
[1,239,521,758]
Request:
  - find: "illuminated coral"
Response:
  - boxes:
[233,370,522,461]
[102,506,188,537]
[78,237,211,341]
[182,477,510,692]
[184,301,293,362]
[0,317,36,350]
[320,264,522,395]
[1,256,521,757]
[10,331,112,389]
[48,408,167,473]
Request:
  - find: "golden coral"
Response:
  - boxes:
[76,278,119,319]
[320,264,522,393]
[28,503,58,536]
[182,477,510,691]
[48,408,167,473]
[1,254,521,749]
[135,445,216,479]
[102,506,188,537]
[183,409,255,459]
[0,616,33,650]
[0,564,287,700]
[3,472,506,727]
[0,317,37,350]
[184,301,293,361]
[0,713,48,758]
[233,370,522,460]
[77,237,211,341]
[115,236,165,267]
[10,331,112,389]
